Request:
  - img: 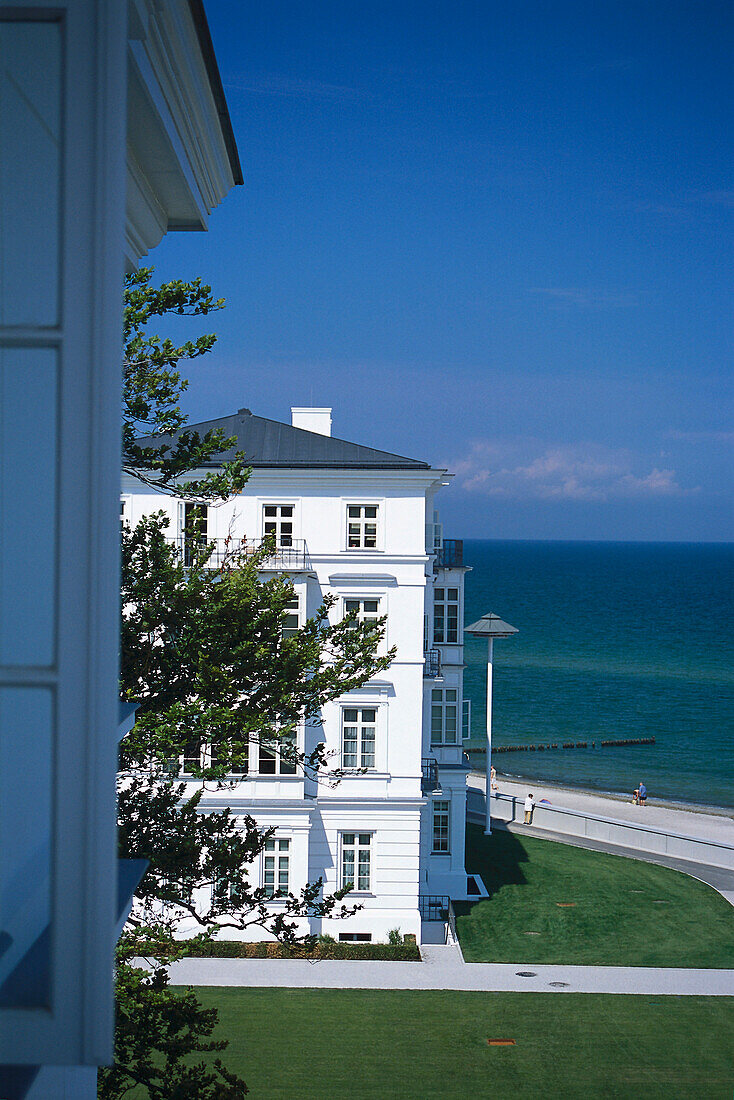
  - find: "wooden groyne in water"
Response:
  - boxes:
[468,736,655,754]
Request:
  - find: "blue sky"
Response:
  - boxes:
[151,0,733,540]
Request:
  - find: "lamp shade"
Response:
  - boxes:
[464,612,518,638]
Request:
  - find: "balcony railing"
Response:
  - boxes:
[421,756,440,795]
[171,537,311,571]
[433,539,463,571]
[423,648,441,678]
[418,894,449,922]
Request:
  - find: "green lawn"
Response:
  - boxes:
[456,823,734,967]
[191,988,734,1100]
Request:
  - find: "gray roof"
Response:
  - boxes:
[139,409,431,470]
[464,613,519,637]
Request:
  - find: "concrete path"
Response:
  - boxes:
[165,947,734,995]
[469,773,734,844]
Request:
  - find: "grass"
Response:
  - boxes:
[189,988,734,1100]
[455,823,734,967]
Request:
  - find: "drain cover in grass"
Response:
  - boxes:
[556,903,576,907]
[653,900,670,904]
[516,971,537,977]
[523,931,541,935]
[488,1039,516,1046]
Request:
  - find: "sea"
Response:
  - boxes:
[462,540,734,810]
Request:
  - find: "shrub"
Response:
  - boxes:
[177,939,421,961]
[387,928,403,946]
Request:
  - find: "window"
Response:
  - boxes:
[182,739,202,774]
[263,838,290,897]
[431,688,458,745]
[181,502,208,566]
[263,504,293,546]
[344,598,379,627]
[433,587,459,643]
[432,800,450,853]
[342,708,376,769]
[257,730,297,775]
[213,872,246,907]
[339,932,372,942]
[341,832,372,892]
[209,740,248,776]
[462,699,471,740]
[347,504,378,549]
[282,593,300,639]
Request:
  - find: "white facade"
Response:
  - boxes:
[123,407,474,943]
[0,1,240,1093]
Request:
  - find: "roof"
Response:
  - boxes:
[139,409,433,470]
[188,0,244,186]
[464,613,519,638]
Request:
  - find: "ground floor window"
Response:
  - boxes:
[338,932,372,942]
[263,838,290,898]
[432,799,450,853]
[213,872,246,908]
[341,832,372,892]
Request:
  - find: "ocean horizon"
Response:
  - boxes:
[462,539,734,809]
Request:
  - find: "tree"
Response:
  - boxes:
[101,272,393,1099]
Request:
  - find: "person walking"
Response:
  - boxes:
[490,765,498,792]
[638,781,647,806]
[524,792,535,824]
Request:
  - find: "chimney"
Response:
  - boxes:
[291,407,332,437]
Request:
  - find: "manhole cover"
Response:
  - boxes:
[488,1038,516,1046]
[548,981,570,988]
[516,971,537,977]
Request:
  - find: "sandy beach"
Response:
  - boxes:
[468,771,734,846]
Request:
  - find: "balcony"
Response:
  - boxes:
[423,648,441,678]
[421,756,440,794]
[172,537,311,571]
[433,539,463,571]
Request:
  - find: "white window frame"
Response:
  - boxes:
[432,799,451,853]
[462,698,471,740]
[341,706,377,770]
[0,1,128,1066]
[255,728,298,776]
[282,590,301,639]
[345,502,380,551]
[263,837,290,898]
[262,502,295,547]
[431,687,459,745]
[433,586,459,644]
[340,832,373,893]
[343,596,380,626]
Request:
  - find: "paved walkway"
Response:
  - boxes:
[469,773,734,844]
[165,947,734,995]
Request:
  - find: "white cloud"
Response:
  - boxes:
[449,441,696,502]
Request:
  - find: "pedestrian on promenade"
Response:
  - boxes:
[638,781,647,806]
[524,792,535,824]
[490,765,498,792]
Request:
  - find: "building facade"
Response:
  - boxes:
[123,406,477,943]
[0,2,240,1095]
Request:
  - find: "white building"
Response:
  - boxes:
[0,2,240,1095]
[123,406,481,944]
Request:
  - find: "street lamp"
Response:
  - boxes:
[464,612,518,835]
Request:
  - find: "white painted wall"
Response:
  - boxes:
[124,456,470,941]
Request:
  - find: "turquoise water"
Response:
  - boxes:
[463,541,734,808]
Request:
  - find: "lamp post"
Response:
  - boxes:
[464,612,518,835]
